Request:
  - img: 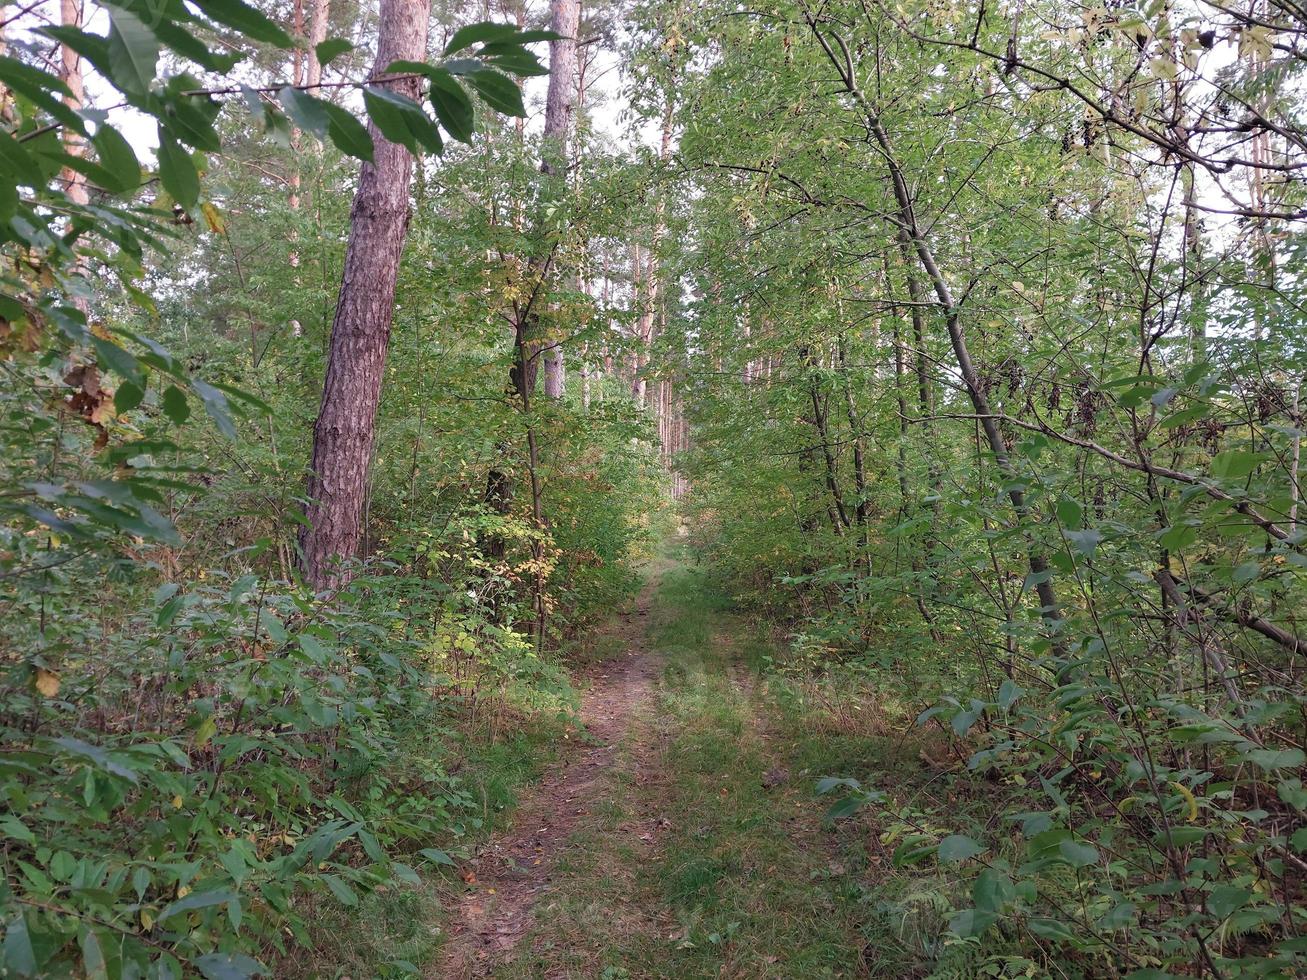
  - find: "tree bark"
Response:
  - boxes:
[299,0,430,590]
[306,0,330,91]
[58,0,86,209]
[539,0,579,400]
[59,0,88,312]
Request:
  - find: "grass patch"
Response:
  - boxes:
[501,557,881,977]
[288,698,569,977]
[391,551,993,978]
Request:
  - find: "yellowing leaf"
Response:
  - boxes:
[195,716,217,747]
[200,201,226,234]
[1171,780,1199,822]
[171,794,183,809]
[35,668,60,698]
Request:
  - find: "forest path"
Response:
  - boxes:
[434,562,672,978]
[434,551,875,978]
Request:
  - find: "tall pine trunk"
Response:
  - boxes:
[540,0,579,399]
[299,0,430,589]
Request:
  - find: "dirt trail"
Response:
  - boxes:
[434,571,666,978]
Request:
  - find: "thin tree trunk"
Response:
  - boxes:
[630,241,648,404]
[802,344,850,532]
[59,0,88,312]
[299,0,430,589]
[540,0,579,400]
[868,116,1065,653]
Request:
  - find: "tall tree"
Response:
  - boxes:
[540,0,580,399]
[59,0,88,312]
[299,0,431,589]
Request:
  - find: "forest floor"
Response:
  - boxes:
[428,550,936,979]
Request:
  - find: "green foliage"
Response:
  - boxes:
[648,0,1307,975]
[0,3,660,976]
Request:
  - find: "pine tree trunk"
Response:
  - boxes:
[299,0,430,590]
[306,0,329,90]
[540,0,578,399]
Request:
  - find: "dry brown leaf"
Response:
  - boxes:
[34,668,60,698]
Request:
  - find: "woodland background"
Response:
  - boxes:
[0,0,1305,976]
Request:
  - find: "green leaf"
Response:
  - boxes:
[323,874,358,906]
[364,86,443,155]
[51,737,139,782]
[824,795,866,820]
[156,130,199,209]
[427,70,475,142]
[1157,523,1198,552]
[194,952,268,979]
[482,47,548,76]
[1097,902,1135,930]
[278,86,330,138]
[0,54,85,133]
[1154,825,1208,847]
[443,57,482,75]
[1241,748,1306,771]
[937,834,984,863]
[106,8,158,97]
[815,776,860,795]
[91,125,141,193]
[973,868,1015,913]
[1065,528,1100,559]
[3,913,37,977]
[162,385,190,424]
[315,38,353,66]
[151,18,244,72]
[1027,917,1077,942]
[952,705,982,736]
[1208,885,1250,920]
[1057,839,1099,868]
[165,96,223,153]
[39,26,113,88]
[190,0,292,47]
[279,88,373,161]
[948,907,998,938]
[1232,560,1261,585]
[89,336,142,386]
[114,381,145,413]
[0,815,36,845]
[158,887,239,923]
[466,68,524,116]
[81,929,108,980]
[418,847,456,866]
[297,633,331,663]
[192,380,238,438]
[1210,449,1263,480]
[501,29,562,44]
[444,21,519,56]
[996,679,1023,709]
[0,131,37,180]
[1055,497,1083,529]
[1278,777,1307,811]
